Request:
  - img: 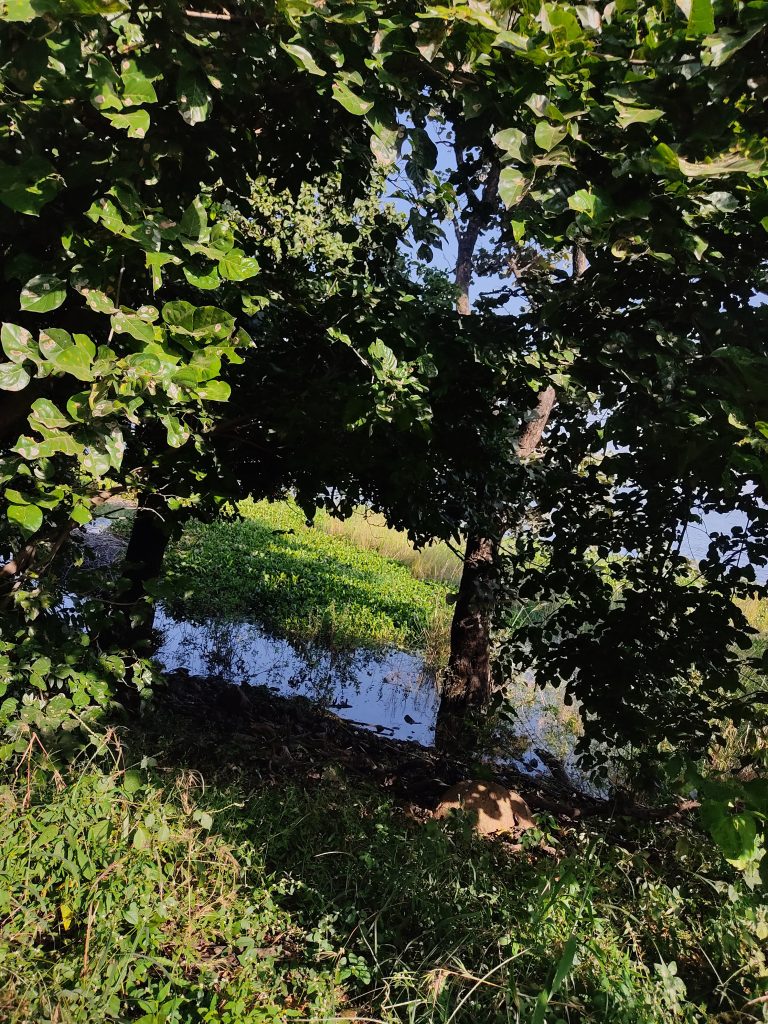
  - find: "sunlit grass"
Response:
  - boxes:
[162,498,453,660]
[315,506,463,584]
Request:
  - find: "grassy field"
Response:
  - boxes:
[2,715,766,1024]
[4,506,767,1023]
[162,499,453,661]
[314,507,462,584]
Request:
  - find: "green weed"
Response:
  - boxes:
[162,499,453,659]
[1,723,766,1024]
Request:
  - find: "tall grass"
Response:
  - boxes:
[315,506,463,584]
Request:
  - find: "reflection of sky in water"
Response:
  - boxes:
[153,607,591,787]
[154,607,440,745]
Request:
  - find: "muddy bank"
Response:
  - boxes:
[139,671,667,824]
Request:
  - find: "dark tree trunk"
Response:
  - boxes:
[443,534,497,705]
[437,383,556,742]
[436,534,498,748]
[112,491,172,647]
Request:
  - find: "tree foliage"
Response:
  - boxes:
[1,0,767,873]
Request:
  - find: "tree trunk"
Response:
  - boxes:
[444,534,497,705]
[436,534,498,748]
[112,491,172,647]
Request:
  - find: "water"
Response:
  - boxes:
[152,606,588,788]
[154,607,441,745]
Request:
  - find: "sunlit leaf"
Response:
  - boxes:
[20,275,66,313]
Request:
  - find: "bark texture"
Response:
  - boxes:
[442,534,497,707]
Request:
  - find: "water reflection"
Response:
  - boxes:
[154,607,440,745]
[153,607,592,789]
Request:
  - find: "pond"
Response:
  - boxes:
[77,515,596,787]
[153,606,585,783]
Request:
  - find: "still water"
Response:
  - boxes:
[153,607,584,782]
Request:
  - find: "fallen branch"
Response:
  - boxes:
[526,791,700,823]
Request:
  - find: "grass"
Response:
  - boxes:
[162,499,453,660]
[2,715,766,1024]
[314,507,462,585]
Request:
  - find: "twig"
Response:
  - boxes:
[82,904,95,975]
[184,7,233,19]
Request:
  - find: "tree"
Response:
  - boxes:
[2,0,767,787]
[382,0,768,747]
[0,0,415,742]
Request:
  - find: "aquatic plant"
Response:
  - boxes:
[162,499,453,659]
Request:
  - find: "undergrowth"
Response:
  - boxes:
[161,499,453,658]
[1,721,766,1024]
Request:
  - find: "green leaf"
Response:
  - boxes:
[332,80,373,116]
[534,121,567,152]
[161,414,190,448]
[198,380,230,401]
[83,289,118,314]
[177,70,212,126]
[649,142,681,177]
[218,248,260,282]
[705,25,763,67]
[51,344,93,382]
[120,59,157,105]
[531,989,549,1024]
[29,398,70,429]
[20,274,66,313]
[196,811,213,830]
[71,502,91,526]
[103,425,126,469]
[687,0,715,36]
[81,446,112,476]
[111,310,155,343]
[614,103,664,129]
[133,826,149,850]
[0,156,61,215]
[146,251,180,291]
[493,127,527,161]
[281,41,326,76]
[0,0,49,21]
[367,108,401,167]
[184,266,221,290]
[0,362,30,391]
[104,109,150,139]
[1,323,35,363]
[498,167,528,207]
[163,302,235,340]
[7,501,42,537]
[179,197,208,240]
[568,189,600,217]
[701,802,760,869]
[123,769,144,795]
[551,935,578,994]
[162,300,195,332]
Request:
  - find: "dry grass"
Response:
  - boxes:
[316,508,463,584]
